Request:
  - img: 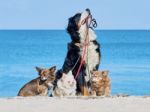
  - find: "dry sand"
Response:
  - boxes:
[0,96,150,112]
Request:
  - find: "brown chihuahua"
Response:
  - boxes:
[18,66,56,97]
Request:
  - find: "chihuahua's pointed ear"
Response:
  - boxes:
[90,70,94,74]
[49,66,56,72]
[35,67,42,73]
[102,70,109,77]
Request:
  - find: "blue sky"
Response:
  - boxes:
[0,0,149,29]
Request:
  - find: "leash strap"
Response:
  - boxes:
[75,21,89,79]
[74,15,97,79]
[75,43,88,79]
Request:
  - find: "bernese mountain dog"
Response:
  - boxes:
[56,8,101,96]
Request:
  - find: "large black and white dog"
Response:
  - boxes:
[57,9,101,95]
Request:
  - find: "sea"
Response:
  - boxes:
[0,30,150,97]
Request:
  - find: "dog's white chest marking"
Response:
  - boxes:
[79,28,100,81]
[79,29,99,69]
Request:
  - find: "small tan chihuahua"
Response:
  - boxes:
[18,66,56,97]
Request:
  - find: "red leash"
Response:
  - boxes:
[75,30,89,79]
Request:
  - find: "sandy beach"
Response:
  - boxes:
[0,96,150,112]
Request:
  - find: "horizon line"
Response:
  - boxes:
[0,29,150,31]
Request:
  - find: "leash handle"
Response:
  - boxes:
[91,18,97,28]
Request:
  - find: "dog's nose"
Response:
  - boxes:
[86,8,91,14]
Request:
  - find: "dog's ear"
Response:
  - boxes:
[102,70,109,77]
[35,67,42,73]
[90,70,94,75]
[49,66,56,73]
[66,15,80,41]
[60,73,66,82]
[93,68,97,71]
[91,68,97,74]
[61,73,67,79]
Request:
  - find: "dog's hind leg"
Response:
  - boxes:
[76,70,89,96]
[80,86,89,96]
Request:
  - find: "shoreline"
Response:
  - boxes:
[0,96,150,112]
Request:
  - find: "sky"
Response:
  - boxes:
[0,0,150,29]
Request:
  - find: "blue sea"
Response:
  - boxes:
[0,30,150,97]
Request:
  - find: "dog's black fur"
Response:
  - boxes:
[56,10,101,94]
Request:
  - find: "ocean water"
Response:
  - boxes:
[0,30,150,97]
